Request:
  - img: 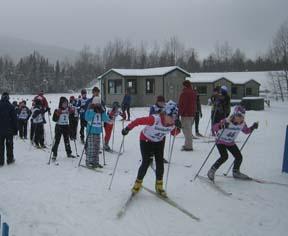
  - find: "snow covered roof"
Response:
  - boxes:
[98,66,190,79]
[186,71,279,90]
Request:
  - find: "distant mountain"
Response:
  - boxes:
[0,35,78,63]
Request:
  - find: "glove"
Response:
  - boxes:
[174,119,182,129]
[47,107,51,115]
[251,122,259,130]
[122,127,130,136]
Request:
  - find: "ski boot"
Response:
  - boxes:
[207,167,216,181]
[196,132,204,137]
[52,153,57,161]
[155,180,167,198]
[232,170,250,180]
[131,179,143,193]
[163,158,169,164]
[103,143,112,152]
[94,163,103,168]
[67,153,76,158]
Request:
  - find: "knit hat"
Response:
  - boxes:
[221,85,228,92]
[233,105,246,118]
[182,80,192,88]
[1,92,9,101]
[164,100,178,117]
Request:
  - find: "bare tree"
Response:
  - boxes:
[272,19,288,92]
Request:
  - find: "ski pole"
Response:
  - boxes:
[165,134,176,193]
[204,116,211,137]
[167,134,172,158]
[47,112,53,144]
[78,113,96,167]
[223,130,254,176]
[101,122,106,166]
[108,136,125,190]
[192,127,226,181]
[112,120,115,151]
[121,120,125,153]
[73,139,80,157]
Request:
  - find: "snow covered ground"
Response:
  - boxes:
[0,94,288,236]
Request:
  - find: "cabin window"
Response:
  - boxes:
[246,87,252,96]
[108,80,122,94]
[146,79,155,94]
[197,85,207,95]
[126,79,137,94]
[232,86,238,95]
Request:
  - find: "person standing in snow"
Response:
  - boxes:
[31,99,47,148]
[121,101,181,197]
[0,92,18,166]
[51,97,76,160]
[77,89,89,143]
[103,101,122,152]
[121,90,132,121]
[68,96,79,141]
[194,91,203,137]
[207,105,258,181]
[85,96,109,168]
[17,100,31,139]
[178,80,197,151]
[33,90,51,115]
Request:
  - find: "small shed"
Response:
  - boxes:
[97,66,190,107]
[241,97,265,111]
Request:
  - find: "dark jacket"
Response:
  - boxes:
[0,99,18,136]
[122,95,131,106]
[178,86,197,117]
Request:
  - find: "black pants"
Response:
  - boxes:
[34,124,44,146]
[30,122,35,141]
[69,117,78,140]
[122,105,130,120]
[52,125,72,156]
[211,144,243,171]
[137,140,164,181]
[80,119,87,141]
[195,112,200,133]
[18,119,28,138]
[0,135,14,165]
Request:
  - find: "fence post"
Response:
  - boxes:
[282,125,288,173]
[2,223,9,236]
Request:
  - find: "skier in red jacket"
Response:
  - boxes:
[122,101,181,197]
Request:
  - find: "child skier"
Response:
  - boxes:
[17,100,31,139]
[31,99,46,148]
[103,101,121,152]
[207,105,258,181]
[122,100,181,197]
[51,97,75,160]
[85,97,109,168]
[69,96,79,140]
[77,89,89,144]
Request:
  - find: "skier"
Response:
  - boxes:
[207,105,258,181]
[69,96,79,140]
[51,97,76,160]
[85,96,109,168]
[0,92,18,166]
[77,89,89,143]
[149,95,169,163]
[17,100,31,139]
[121,100,181,197]
[103,101,121,152]
[33,90,50,114]
[31,99,47,148]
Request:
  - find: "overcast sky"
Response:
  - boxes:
[0,0,287,58]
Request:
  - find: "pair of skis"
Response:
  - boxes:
[117,186,200,221]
